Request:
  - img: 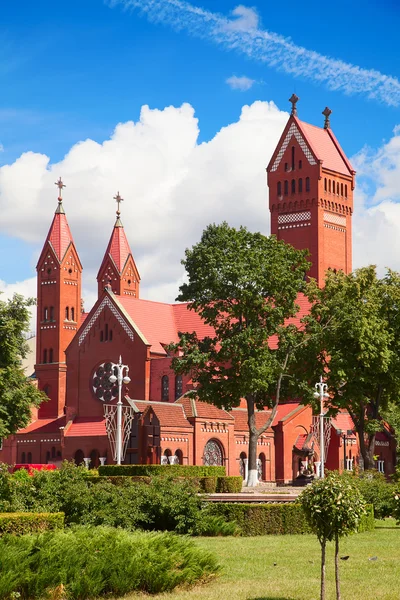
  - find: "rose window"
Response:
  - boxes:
[203,439,223,466]
[92,362,118,402]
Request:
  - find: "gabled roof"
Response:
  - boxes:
[128,399,192,428]
[64,417,106,437]
[231,407,273,432]
[176,396,234,421]
[98,218,139,277]
[39,208,75,265]
[331,411,356,438]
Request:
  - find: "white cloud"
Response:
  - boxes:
[110,0,400,107]
[226,75,255,91]
[0,101,287,313]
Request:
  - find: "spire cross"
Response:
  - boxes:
[289,93,299,116]
[114,191,123,216]
[323,106,332,129]
[55,177,65,201]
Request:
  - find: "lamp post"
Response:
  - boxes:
[314,376,329,478]
[109,356,131,465]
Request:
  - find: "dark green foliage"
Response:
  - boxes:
[0,512,64,535]
[197,476,218,493]
[0,526,220,598]
[86,475,151,485]
[98,464,226,477]
[357,504,375,532]
[339,470,394,519]
[216,476,243,493]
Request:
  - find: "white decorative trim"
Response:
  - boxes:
[278,223,311,230]
[278,211,311,224]
[323,211,346,226]
[79,296,134,345]
[324,224,346,233]
[271,123,317,172]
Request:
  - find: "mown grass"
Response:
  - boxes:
[126,519,400,600]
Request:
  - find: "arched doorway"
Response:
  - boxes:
[175,449,183,465]
[258,453,266,481]
[239,452,247,480]
[90,449,100,469]
[161,449,172,465]
[74,449,84,466]
[203,439,224,466]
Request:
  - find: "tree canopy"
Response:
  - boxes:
[298,266,400,470]
[170,222,310,485]
[0,294,45,438]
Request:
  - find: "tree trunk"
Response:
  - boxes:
[320,539,326,600]
[246,395,259,487]
[335,533,341,600]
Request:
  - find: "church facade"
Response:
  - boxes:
[0,98,396,482]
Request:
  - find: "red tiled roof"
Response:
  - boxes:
[331,412,356,437]
[45,212,74,262]
[64,417,106,437]
[172,304,216,340]
[104,223,132,273]
[231,408,272,431]
[294,433,308,450]
[18,416,66,435]
[176,397,234,421]
[298,119,353,176]
[130,400,192,428]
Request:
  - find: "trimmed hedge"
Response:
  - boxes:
[0,512,64,536]
[198,477,218,493]
[98,465,226,477]
[86,476,151,486]
[216,476,243,493]
[207,503,374,536]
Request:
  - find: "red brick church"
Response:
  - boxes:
[1,97,395,482]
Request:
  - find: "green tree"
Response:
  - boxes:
[299,266,400,470]
[0,294,46,438]
[299,472,366,600]
[170,223,310,486]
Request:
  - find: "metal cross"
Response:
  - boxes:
[289,93,299,116]
[322,107,332,129]
[55,177,66,200]
[114,191,123,216]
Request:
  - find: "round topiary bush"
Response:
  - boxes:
[0,525,220,598]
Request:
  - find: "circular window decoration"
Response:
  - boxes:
[203,439,223,466]
[92,362,118,402]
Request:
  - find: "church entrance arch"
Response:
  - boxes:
[74,449,84,466]
[203,439,224,466]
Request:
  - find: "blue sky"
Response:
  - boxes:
[1,0,400,308]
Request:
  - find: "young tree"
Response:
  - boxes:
[0,294,46,438]
[299,266,400,470]
[299,472,366,600]
[170,223,310,486]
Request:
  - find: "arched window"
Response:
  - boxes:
[161,449,172,465]
[298,178,303,193]
[277,181,282,196]
[284,162,289,172]
[43,349,47,364]
[27,452,32,463]
[65,306,69,320]
[345,184,348,197]
[324,178,327,192]
[175,449,183,465]
[328,179,331,192]
[49,348,53,363]
[258,453,266,481]
[175,375,183,400]
[74,449,84,466]
[298,160,302,170]
[49,306,54,321]
[291,179,296,194]
[332,181,335,194]
[21,452,26,464]
[284,180,288,195]
[203,439,223,466]
[161,375,169,401]
[341,183,344,196]
[291,146,295,171]
[71,307,75,321]
[239,452,247,480]
[306,177,310,192]
[44,307,48,321]
[90,449,99,469]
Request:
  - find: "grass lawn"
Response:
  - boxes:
[127,519,400,600]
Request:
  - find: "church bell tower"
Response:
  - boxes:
[267,95,355,285]
[35,179,82,418]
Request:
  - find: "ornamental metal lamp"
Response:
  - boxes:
[109,356,131,465]
[314,376,330,478]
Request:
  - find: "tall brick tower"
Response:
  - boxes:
[267,95,355,285]
[35,179,82,418]
[97,192,140,298]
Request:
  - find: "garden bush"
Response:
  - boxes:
[339,470,394,519]
[197,476,218,493]
[0,525,220,598]
[98,464,226,477]
[216,476,242,493]
[0,512,64,536]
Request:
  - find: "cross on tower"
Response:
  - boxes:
[322,107,332,130]
[289,93,299,116]
[114,191,124,216]
[55,177,66,201]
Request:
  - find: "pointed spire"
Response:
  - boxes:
[55,177,66,214]
[322,107,332,129]
[289,93,299,116]
[114,191,123,227]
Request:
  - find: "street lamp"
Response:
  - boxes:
[336,429,353,471]
[109,355,131,465]
[314,376,329,478]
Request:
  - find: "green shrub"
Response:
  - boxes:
[358,504,375,532]
[216,476,243,493]
[86,475,151,485]
[0,512,64,536]
[197,476,218,493]
[0,525,220,598]
[98,464,226,477]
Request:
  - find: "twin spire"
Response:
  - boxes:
[289,93,332,129]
